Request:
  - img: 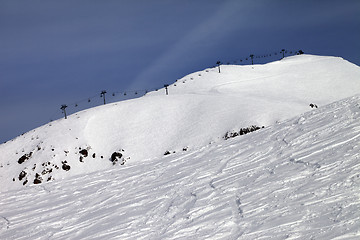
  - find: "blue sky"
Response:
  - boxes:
[1,0,360,143]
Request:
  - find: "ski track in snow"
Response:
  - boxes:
[1,95,360,239]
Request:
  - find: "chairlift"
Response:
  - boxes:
[60,105,68,119]
[100,90,107,104]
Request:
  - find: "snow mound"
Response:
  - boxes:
[1,54,360,191]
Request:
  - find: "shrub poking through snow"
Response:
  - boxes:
[224,125,264,140]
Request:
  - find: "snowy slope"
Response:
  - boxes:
[1,54,360,192]
[0,95,359,239]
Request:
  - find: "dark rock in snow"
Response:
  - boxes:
[79,149,88,157]
[18,152,33,164]
[33,173,42,184]
[224,125,263,140]
[33,178,42,184]
[310,103,318,108]
[62,161,71,171]
[18,170,27,181]
[41,168,52,175]
[110,152,123,165]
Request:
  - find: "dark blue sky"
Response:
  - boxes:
[1,0,360,143]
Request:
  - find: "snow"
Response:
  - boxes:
[1,94,360,239]
[0,54,360,238]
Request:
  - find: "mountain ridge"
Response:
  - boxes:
[1,54,360,192]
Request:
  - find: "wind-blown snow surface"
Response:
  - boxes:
[1,95,360,239]
[1,55,360,192]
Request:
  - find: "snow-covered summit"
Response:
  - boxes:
[1,54,360,192]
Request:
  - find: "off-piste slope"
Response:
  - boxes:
[0,95,359,239]
[1,54,360,191]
